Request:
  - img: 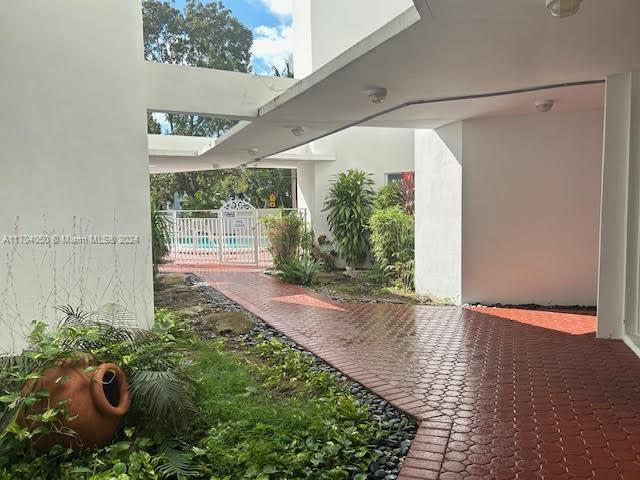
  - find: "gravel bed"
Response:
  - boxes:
[183,273,417,480]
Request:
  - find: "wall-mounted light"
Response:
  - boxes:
[546,0,583,17]
[291,126,306,137]
[367,87,388,104]
[535,99,555,113]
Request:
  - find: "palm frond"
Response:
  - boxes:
[129,370,195,431]
[56,305,93,326]
[158,447,201,479]
[94,303,137,328]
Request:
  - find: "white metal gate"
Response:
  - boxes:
[219,199,259,264]
[162,202,306,266]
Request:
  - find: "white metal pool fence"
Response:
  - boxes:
[160,200,307,265]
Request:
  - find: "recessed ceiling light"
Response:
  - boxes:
[546,0,583,17]
[535,99,555,113]
[367,87,388,104]
[291,126,305,137]
[248,148,259,156]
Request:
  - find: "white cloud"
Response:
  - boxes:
[260,0,293,18]
[251,24,293,74]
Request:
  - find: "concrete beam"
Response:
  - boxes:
[144,61,296,120]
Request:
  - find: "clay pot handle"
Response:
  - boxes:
[90,363,131,418]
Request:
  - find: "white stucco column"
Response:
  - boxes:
[296,162,316,226]
[0,1,153,352]
[414,125,463,303]
[597,72,640,340]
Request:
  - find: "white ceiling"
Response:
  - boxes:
[154,0,640,168]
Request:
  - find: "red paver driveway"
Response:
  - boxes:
[164,265,640,480]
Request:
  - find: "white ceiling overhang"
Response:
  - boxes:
[198,0,640,166]
[148,134,334,173]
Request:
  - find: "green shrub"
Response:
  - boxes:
[374,183,403,211]
[0,309,197,446]
[277,255,322,286]
[323,170,375,269]
[369,206,415,289]
[151,205,172,271]
[261,212,308,269]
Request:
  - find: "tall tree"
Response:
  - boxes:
[143,0,252,137]
[144,1,293,209]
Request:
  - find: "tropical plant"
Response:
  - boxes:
[374,182,403,211]
[151,205,171,271]
[323,170,375,269]
[0,308,196,445]
[261,212,309,268]
[309,234,338,271]
[369,206,415,289]
[271,55,294,78]
[400,172,415,215]
[277,255,322,286]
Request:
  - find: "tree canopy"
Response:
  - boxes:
[143,0,252,137]
[144,0,294,209]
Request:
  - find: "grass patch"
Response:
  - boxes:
[190,338,379,479]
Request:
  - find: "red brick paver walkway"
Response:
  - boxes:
[165,265,640,480]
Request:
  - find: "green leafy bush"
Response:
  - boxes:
[277,255,322,286]
[323,170,375,269]
[151,206,172,270]
[0,309,196,447]
[374,183,403,211]
[261,212,308,269]
[369,206,415,289]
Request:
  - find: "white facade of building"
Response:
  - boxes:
[3,0,640,356]
[0,2,153,352]
[292,0,605,309]
[292,0,415,239]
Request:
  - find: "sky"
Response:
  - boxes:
[171,0,293,74]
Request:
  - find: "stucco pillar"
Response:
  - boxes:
[597,72,640,340]
[0,1,153,352]
[296,162,316,227]
[414,125,463,304]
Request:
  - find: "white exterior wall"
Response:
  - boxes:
[0,1,153,352]
[293,0,415,239]
[414,125,463,303]
[598,72,640,340]
[461,110,604,306]
[293,0,413,78]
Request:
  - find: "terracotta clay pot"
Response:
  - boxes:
[20,356,131,451]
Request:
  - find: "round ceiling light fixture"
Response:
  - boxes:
[291,126,306,137]
[535,99,555,113]
[545,0,583,17]
[248,147,259,157]
[367,87,388,104]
